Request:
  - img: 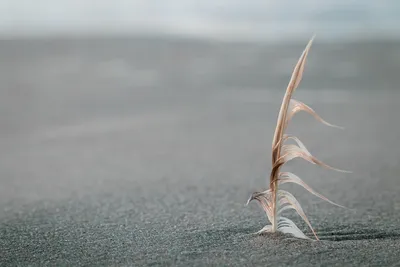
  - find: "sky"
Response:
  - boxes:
[0,0,399,40]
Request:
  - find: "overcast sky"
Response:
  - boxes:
[0,0,399,39]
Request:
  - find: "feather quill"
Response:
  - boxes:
[247,36,350,240]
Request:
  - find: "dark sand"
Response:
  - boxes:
[1,37,400,266]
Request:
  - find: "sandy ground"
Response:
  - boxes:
[0,37,400,266]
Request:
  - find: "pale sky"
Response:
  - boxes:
[0,0,399,39]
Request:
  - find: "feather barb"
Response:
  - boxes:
[247,35,350,240]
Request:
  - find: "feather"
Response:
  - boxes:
[278,172,348,209]
[274,143,351,173]
[277,217,310,240]
[256,224,273,235]
[246,35,351,240]
[277,190,319,240]
[271,35,315,160]
[247,190,274,222]
[286,99,344,129]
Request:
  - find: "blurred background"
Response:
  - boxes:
[1,0,400,40]
[1,0,400,208]
[1,1,400,265]
[1,0,400,207]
